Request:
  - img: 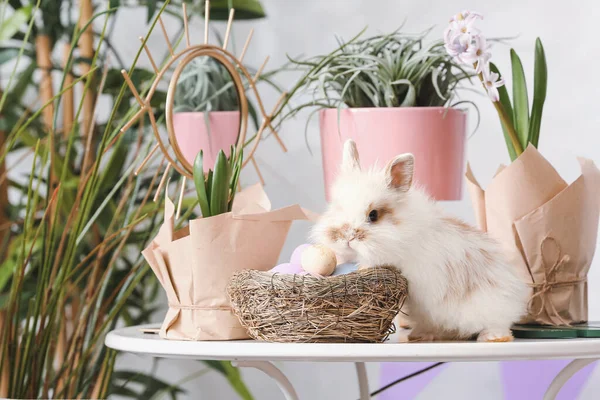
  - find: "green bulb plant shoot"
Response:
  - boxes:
[444,11,547,161]
[193,146,243,217]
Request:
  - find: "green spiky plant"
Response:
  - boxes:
[270,27,475,135]
[488,39,547,161]
[174,57,240,113]
[193,146,243,217]
[0,1,254,399]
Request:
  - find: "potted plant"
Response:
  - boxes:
[142,147,312,341]
[446,10,600,326]
[274,28,475,200]
[173,56,242,171]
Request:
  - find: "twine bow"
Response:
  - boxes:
[527,236,585,326]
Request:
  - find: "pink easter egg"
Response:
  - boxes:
[270,263,306,275]
[290,244,312,265]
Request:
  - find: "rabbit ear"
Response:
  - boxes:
[386,153,414,192]
[342,139,361,172]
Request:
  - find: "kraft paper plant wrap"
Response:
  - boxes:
[466,145,600,325]
[142,184,316,340]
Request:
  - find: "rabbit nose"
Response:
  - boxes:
[347,229,358,242]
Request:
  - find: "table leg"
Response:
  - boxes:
[543,358,598,400]
[355,362,370,400]
[232,361,299,400]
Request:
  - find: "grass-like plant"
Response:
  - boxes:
[0,1,254,399]
[193,146,243,217]
[271,27,474,131]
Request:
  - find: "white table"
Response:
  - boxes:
[105,324,600,400]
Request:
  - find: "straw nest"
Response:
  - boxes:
[227,266,408,343]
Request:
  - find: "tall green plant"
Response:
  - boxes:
[0,1,254,398]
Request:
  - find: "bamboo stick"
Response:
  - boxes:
[222,8,235,50]
[182,3,190,47]
[120,70,145,106]
[238,28,254,63]
[204,0,210,44]
[159,17,174,57]
[252,56,269,84]
[120,105,148,133]
[62,44,74,137]
[139,37,159,74]
[78,0,95,143]
[154,164,172,202]
[35,35,55,129]
[135,143,159,176]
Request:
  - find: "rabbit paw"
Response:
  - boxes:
[477,329,514,342]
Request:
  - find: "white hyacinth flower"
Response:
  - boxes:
[482,64,505,102]
[443,10,482,62]
[462,35,492,73]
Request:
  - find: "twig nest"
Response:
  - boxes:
[228,266,408,343]
[301,244,337,276]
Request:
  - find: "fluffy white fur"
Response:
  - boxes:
[312,140,528,342]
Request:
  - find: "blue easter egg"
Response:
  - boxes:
[332,262,360,276]
[290,244,312,265]
[270,263,306,275]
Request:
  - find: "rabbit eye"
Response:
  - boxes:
[368,209,379,223]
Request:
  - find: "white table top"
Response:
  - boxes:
[105,324,600,362]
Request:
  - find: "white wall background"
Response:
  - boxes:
[112,0,600,399]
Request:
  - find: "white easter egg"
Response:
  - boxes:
[301,245,337,276]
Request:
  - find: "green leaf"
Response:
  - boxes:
[490,63,517,161]
[528,38,547,148]
[109,0,120,7]
[207,0,266,20]
[222,362,254,400]
[229,148,243,210]
[193,151,211,217]
[112,370,186,399]
[206,169,213,204]
[0,48,20,65]
[210,150,230,216]
[146,0,158,23]
[0,6,32,41]
[0,259,16,294]
[201,361,253,400]
[510,49,529,150]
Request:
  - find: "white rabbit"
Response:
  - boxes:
[312,140,528,342]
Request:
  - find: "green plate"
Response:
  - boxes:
[512,325,577,339]
[512,322,600,339]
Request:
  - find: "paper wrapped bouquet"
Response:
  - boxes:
[467,145,600,325]
[142,184,314,340]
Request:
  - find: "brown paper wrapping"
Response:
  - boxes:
[466,145,600,325]
[142,184,316,340]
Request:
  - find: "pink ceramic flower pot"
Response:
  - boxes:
[172,111,240,172]
[319,107,467,201]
